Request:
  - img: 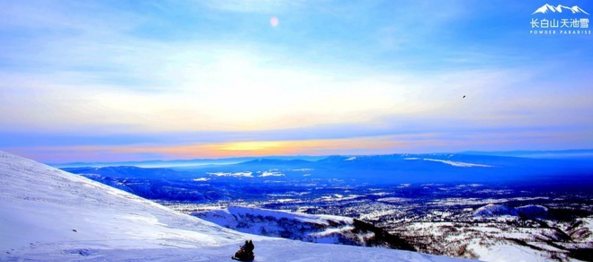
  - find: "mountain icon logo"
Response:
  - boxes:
[533,4,590,15]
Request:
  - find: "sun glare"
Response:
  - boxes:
[270,16,279,27]
[220,141,282,151]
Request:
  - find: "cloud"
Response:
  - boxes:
[1,0,592,163]
[201,0,305,14]
[2,50,592,152]
[0,58,542,133]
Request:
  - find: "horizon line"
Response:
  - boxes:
[43,148,593,166]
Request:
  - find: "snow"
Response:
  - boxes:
[0,151,473,262]
[473,204,550,220]
[470,244,550,262]
[0,151,247,252]
[310,226,356,237]
[377,197,410,203]
[195,206,390,247]
[532,4,589,15]
[572,6,590,15]
[569,216,593,242]
[259,171,285,177]
[4,240,472,262]
[290,168,313,172]
[473,204,517,217]
[422,158,493,168]
[207,171,254,177]
[220,206,354,225]
[403,157,492,167]
[581,218,593,236]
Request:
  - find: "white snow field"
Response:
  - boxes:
[0,151,474,262]
[195,206,359,244]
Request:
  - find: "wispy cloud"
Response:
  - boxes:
[201,0,305,13]
[0,60,548,133]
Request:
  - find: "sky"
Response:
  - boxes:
[1,0,592,163]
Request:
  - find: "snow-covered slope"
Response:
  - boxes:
[473,204,550,219]
[194,206,414,250]
[0,151,472,261]
[0,151,248,254]
[195,206,355,243]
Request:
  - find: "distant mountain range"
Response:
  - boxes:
[49,149,593,168]
[461,149,593,159]
[533,4,590,15]
[65,152,593,188]
[49,155,327,168]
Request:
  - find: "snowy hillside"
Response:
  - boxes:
[194,206,414,250]
[0,151,471,262]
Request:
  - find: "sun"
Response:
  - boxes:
[270,16,279,27]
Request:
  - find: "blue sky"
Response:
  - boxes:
[0,0,592,163]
